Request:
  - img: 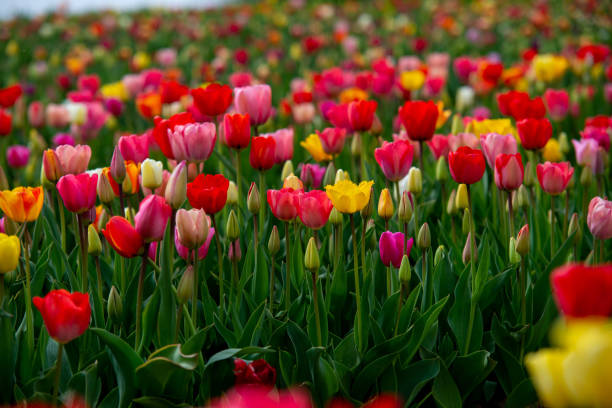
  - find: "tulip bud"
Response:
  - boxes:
[226,210,239,241]
[377,188,394,220]
[227,181,238,206]
[366,219,377,249]
[87,224,102,256]
[247,182,260,214]
[398,191,413,223]
[141,158,163,190]
[455,184,469,210]
[97,172,116,203]
[360,187,374,219]
[462,209,471,235]
[335,169,350,183]
[523,161,535,187]
[177,266,194,305]
[228,240,241,262]
[0,167,8,191]
[509,237,521,264]
[462,233,476,264]
[580,166,593,187]
[110,146,126,183]
[407,167,422,195]
[322,162,336,188]
[517,185,529,209]
[96,208,109,232]
[268,225,280,255]
[304,237,320,271]
[515,224,530,256]
[165,161,187,209]
[435,157,448,181]
[451,114,464,135]
[107,286,123,324]
[447,189,458,215]
[434,245,445,266]
[281,161,294,182]
[351,133,361,157]
[3,217,18,236]
[283,173,304,190]
[417,223,431,249]
[43,149,62,183]
[399,255,411,284]
[558,132,570,154]
[329,207,343,225]
[568,212,582,245]
[122,175,132,195]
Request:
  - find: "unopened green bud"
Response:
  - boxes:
[462,209,471,235]
[360,187,374,219]
[87,224,102,256]
[351,133,361,157]
[435,157,448,181]
[107,286,123,324]
[398,191,413,222]
[125,206,135,224]
[329,207,343,225]
[247,182,260,214]
[558,132,570,154]
[399,255,411,284]
[509,237,521,264]
[515,224,530,256]
[456,183,469,210]
[568,213,581,244]
[3,217,18,235]
[407,167,422,195]
[462,232,476,264]
[434,245,445,267]
[226,210,239,241]
[281,161,294,182]
[451,114,464,135]
[417,223,431,249]
[227,181,238,206]
[304,237,320,271]
[580,166,592,187]
[322,162,336,188]
[268,225,280,255]
[177,266,194,305]
[447,189,458,215]
[517,185,529,209]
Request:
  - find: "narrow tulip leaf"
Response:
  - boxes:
[237,301,266,347]
[251,245,269,304]
[351,353,396,399]
[397,359,440,405]
[505,378,537,408]
[334,332,360,370]
[158,219,176,346]
[0,313,15,403]
[450,350,497,400]
[473,239,491,302]
[203,346,273,370]
[448,266,483,354]
[432,363,462,408]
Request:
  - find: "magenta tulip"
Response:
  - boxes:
[134,195,172,242]
[374,140,414,182]
[297,190,333,230]
[57,173,98,213]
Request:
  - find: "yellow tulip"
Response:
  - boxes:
[339,87,368,104]
[377,188,394,220]
[399,70,425,91]
[469,118,516,139]
[301,133,333,162]
[435,101,451,130]
[532,54,568,83]
[0,186,44,223]
[0,233,20,274]
[325,180,374,214]
[541,139,563,162]
[100,82,128,101]
[525,349,571,408]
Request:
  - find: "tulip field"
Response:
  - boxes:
[1,0,612,407]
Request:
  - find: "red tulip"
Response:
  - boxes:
[57,173,98,213]
[509,96,546,121]
[298,190,333,229]
[317,127,347,155]
[249,136,276,171]
[496,91,528,116]
[134,195,172,242]
[267,188,300,222]
[160,79,189,104]
[517,118,552,150]
[536,161,574,195]
[544,89,569,120]
[398,100,439,142]
[33,289,91,344]
[327,103,352,131]
[192,83,233,117]
[0,109,12,136]
[102,216,145,258]
[347,99,377,131]
[448,146,486,185]
[223,113,251,150]
[152,112,194,159]
[375,140,414,182]
[187,174,230,214]
[233,359,276,388]
[551,263,612,318]
[494,153,524,191]
[0,84,22,108]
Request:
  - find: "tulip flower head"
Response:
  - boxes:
[536,161,574,195]
[57,173,98,213]
[518,118,552,151]
[234,84,273,126]
[223,113,251,150]
[102,216,145,258]
[267,188,301,222]
[448,146,486,185]
[6,145,30,169]
[33,289,91,344]
[494,153,524,191]
[175,226,215,262]
[316,127,347,156]
[0,186,44,223]
[398,100,439,141]
[551,263,612,318]
[374,140,414,182]
[347,99,378,131]
[55,144,92,175]
[134,195,172,242]
[379,231,414,268]
[250,136,277,171]
[479,132,517,169]
[176,208,210,249]
[297,190,333,229]
[191,83,233,117]
[587,197,612,240]
[168,122,217,163]
[0,232,20,274]
[187,174,230,214]
[325,180,374,214]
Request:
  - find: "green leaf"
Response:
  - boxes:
[0,312,15,403]
[473,239,491,302]
[237,301,266,347]
[397,359,440,405]
[506,378,537,408]
[400,296,449,366]
[448,267,483,354]
[351,353,396,400]
[158,220,176,346]
[450,350,497,400]
[204,346,274,369]
[432,363,462,408]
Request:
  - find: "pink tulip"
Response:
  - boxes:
[78,74,100,94]
[581,126,610,151]
[168,122,217,163]
[448,132,479,152]
[379,231,414,268]
[297,190,333,230]
[263,128,293,164]
[228,240,242,262]
[453,56,478,83]
[46,104,70,128]
[480,133,518,168]
[53,133,75,147]
[55,144,91,175]
[234,84,272,126]
[175,208,210,249]
[536,161,574,195]
[300,163,326,189]
[573,138,602,173]
[6,145,30,168]
[27,101,45,128]
[122,74,145,98]
[316,127,347,156]
[134,195,172,242]
[57,173,98,213]
[587,197,612,240]
[605,83,612,103]
[426,134,450,159]
[374,140,414,182]
[105,98,124,117]
[174,226,215,261]
[494,153,524,191]
[292,103,316,125]
[119,134,150,163]
[544,89,569,120]
[155,48,177,67]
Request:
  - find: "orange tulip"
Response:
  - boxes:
[0,186,44,223]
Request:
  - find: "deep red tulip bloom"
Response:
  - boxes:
[517,118,552,150]
[0,84,22,108]
[362,393,403,408]
[327,103,352,131]
[508,96,546,121]
[494,153,524,191]
[379,231,413,268]
[223,113,251,150]
[536,161,574,195]
[187,174,230,214]
[160,79,189,104]
[298,190,333,229]
[0,109,12,136]
[317,127,347,155]
[585,115,611,129]
[102,216,145,258]
[375,140,414,182]
[544,89,569,120]
[192,84,233,117]
[347,99,377,131]
[33,289,91,344]
[57,173,98,214]
[267,188,300,222]
[497,91,529,117]
[448,146,486,185]
[233,358,276,388]
[153,112,194,159]
[249,136,276,171]
[134,195,172,242]
[398,100,439,142]
[551,263,612,318]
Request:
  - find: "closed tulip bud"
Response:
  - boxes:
[516,224,530,256]
[228,240,241,262]
[434,245,445,267]
[435,157,448,181]
[107,286,123,324]
[283,173,304,190]
[462,209,471,235]
[110,146,126,183]
[165,161,187,209]
[247,182,260,214]
[3,217,18,236]
[227,181,238,205]
[580,166,592,187]
[281,161,294,182]
[398,191,413,223]
[517,185,529,208]
[568,212,582,245]
[226,210,239,241]
[97,172,116,203]
[0,167,7,191]
[40,165,53,190]
[455,183,469,210]
[462,233,476,264]
[366,219,377,249]
[122,175,132,195]
[451,114,464,135]
[351,133,361,157]
[558,132,570,154]
[447,189,458,215]
[322,162,336,188]
[329,207,343,225]
[141,158,163,190]
[125,206,135,224]
[417,223,431,249]
[377,188,394,220]
[407,167,422,195]
[523,161,536,187]
[509,237,521,264]
[87,224,102,256]
[360,187,374,219]
[43,149,62,183]
[96,208,109,232]
[399,255,411,284]
[177,266,194,305]
[304,237,320,271]
[335,169,350,183]
[176,208,210,249]
[268,225,280,255]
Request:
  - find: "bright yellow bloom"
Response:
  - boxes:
[325,180,374,214]
[541,139,563,162]
[283,174,304,190]
[0,187,44,223]
[301,133,333,162]
[435,101,451,130]
[469,118,516,139]
[399,70,425,91]
[339,87,368,104]
[100,82,128,101]
[132,51,151,70]
[532,54,568,83]
[123,161,142,195]
[377,188,394,220]
[0,233,20,274]
[525,350,571,408]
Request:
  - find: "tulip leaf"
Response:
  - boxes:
[351,353,396,399]
[505,378,537,408]
[237,301,266,347]
[0,312,15,403]
[433,362,462,408]
[203,346,274,370]
[397,358,440,405]
[448,266,483,354]
[158,219,176,346]
[251,245,269,305]
[450,350,497,400]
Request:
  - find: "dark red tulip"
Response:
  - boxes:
[398,100,439,142]
[448,146,486,185]
[347,100,377,131]
[160,79,189,104]
[187,174,230,215]
[192,83,233,117]
[0,84,22,108]
[233,358,276,388]
[551,263,612,318]
[33,289,91,344]
[223,113,251,149]
[517,118,552,150]
[249,136,276,171]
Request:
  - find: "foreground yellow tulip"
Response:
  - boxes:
[325,180,374,214]
[301,133,333,162]
[0,186,44,223]
[0,233,20,274]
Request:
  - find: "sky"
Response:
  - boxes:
[1,0,231,19]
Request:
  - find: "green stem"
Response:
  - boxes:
[269,255,275,311]
[350,214,363,352]
[386,266,391,298]
[312,270,322,347]
[0,275,4,309]
[235,149,242,205]
[120,256,126,296]
[508,191,515,245]
[174,304,183,343]
[418,141,424,172]
[520,257,527,362]
[23,229,34,352]
[192,249,199,326]
[394,284,404,336]
[550,195,555,259]
[359,132,367,180]
[55,190,66,253]
[361,216,367,280]
[77,214,88,293]
[135,246,148,349]
[212,216,224,307]
[464,185,476,355]
[285,222,292,313]
[52,343,64,406]
[259,172,266,242]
